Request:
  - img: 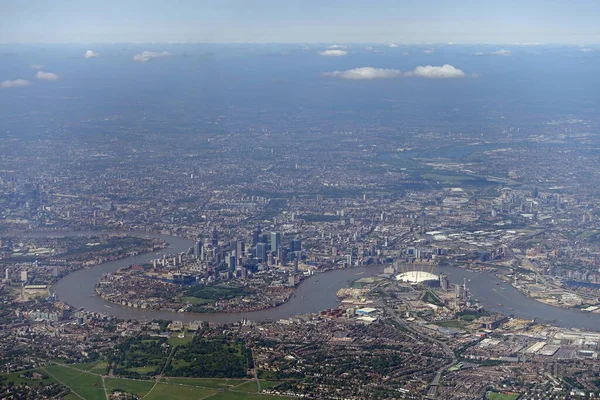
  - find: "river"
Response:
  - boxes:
[22,230,600,329]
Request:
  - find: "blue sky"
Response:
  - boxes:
[1,0,600,44]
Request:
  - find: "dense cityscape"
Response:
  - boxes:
[3,5,600,398]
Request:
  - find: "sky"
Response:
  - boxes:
[1,0,600,44]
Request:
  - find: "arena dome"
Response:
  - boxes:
[395,270,439,284]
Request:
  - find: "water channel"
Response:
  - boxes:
[20,230,600,330]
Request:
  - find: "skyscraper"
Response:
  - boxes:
[256,243,267,262]
[194,240,203,259]
[290,239,301,252]
[270,231,281,253]
[211,229,219,247]
[236,241,245,258]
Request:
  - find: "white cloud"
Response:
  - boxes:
[324,67,402,80]
[388,43,399,48]
[318,49,348,57]
[133,50,172,62]
[35,71,59,80]
[328,44,347,49]
[405,64,466,78]
[0,79,31,88]
[84,50,99,59]
[423,49,435,54]
[491,49,511,56]
[473,52,484,56]
[30,64,43,70]
[580,48,596,53]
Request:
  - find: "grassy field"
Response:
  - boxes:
[204,392,290,400]
[167,333,195,347]
[181,296,211,305]
[163,377,249,389]
[70,360,109,374]
[0,370,56,386]
[488,393,520,400]
[104,378,154,397]
[1,364,288,400]
[44,365,105,400]
[144,383,217,400]
[435,320,467,329]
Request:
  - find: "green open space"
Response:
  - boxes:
[112,336,169,378]
[185,285,254,312]
[0,369,56,386]
[168,332,195,347]
[165,335,252,378]
[434,320,467,329]
[235,379,280,393]
[70,360,108,374]
[143,383,217,400]
[488,393,520,400]
[43,365,105,400]
[105,378,154,397]
[205,392,290,400]
[163,376,250,389]
[181,296,211,305]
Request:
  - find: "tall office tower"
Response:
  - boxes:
[21,270,28,283]
[4,267,10,281]
[454,284,463,300]
[256,243,267,262]
[290,239,302,252]
[270,231,281,253]
[194,240,203,258]
[277,247,287,266]
[236,241,245,258]
[226,254,236,271]
[293,258,299,274]
[211,229,219,247]
[439,273,450,290]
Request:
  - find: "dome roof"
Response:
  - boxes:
[395,270,439,283]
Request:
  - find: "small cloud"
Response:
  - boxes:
[388,43,399,48]
[0,79,31,88]
[491,49,511,56]
[133,50,172,62]
[366,46,373,51]
[318,49,348,57]
[35,71,59,80]
[580,48,596,53]
[403,52,410,56]
[84,50,99,59]
[423,49,435,54]
[328,44,347,49]
[473,52,484,56]
[324,67,402,80]
[30,64,43,70]
[405,64,466,78]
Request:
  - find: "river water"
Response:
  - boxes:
[23,230,600,329]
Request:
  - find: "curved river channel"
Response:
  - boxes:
[23,230,600,329]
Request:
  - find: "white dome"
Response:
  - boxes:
[395,271,439,283]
